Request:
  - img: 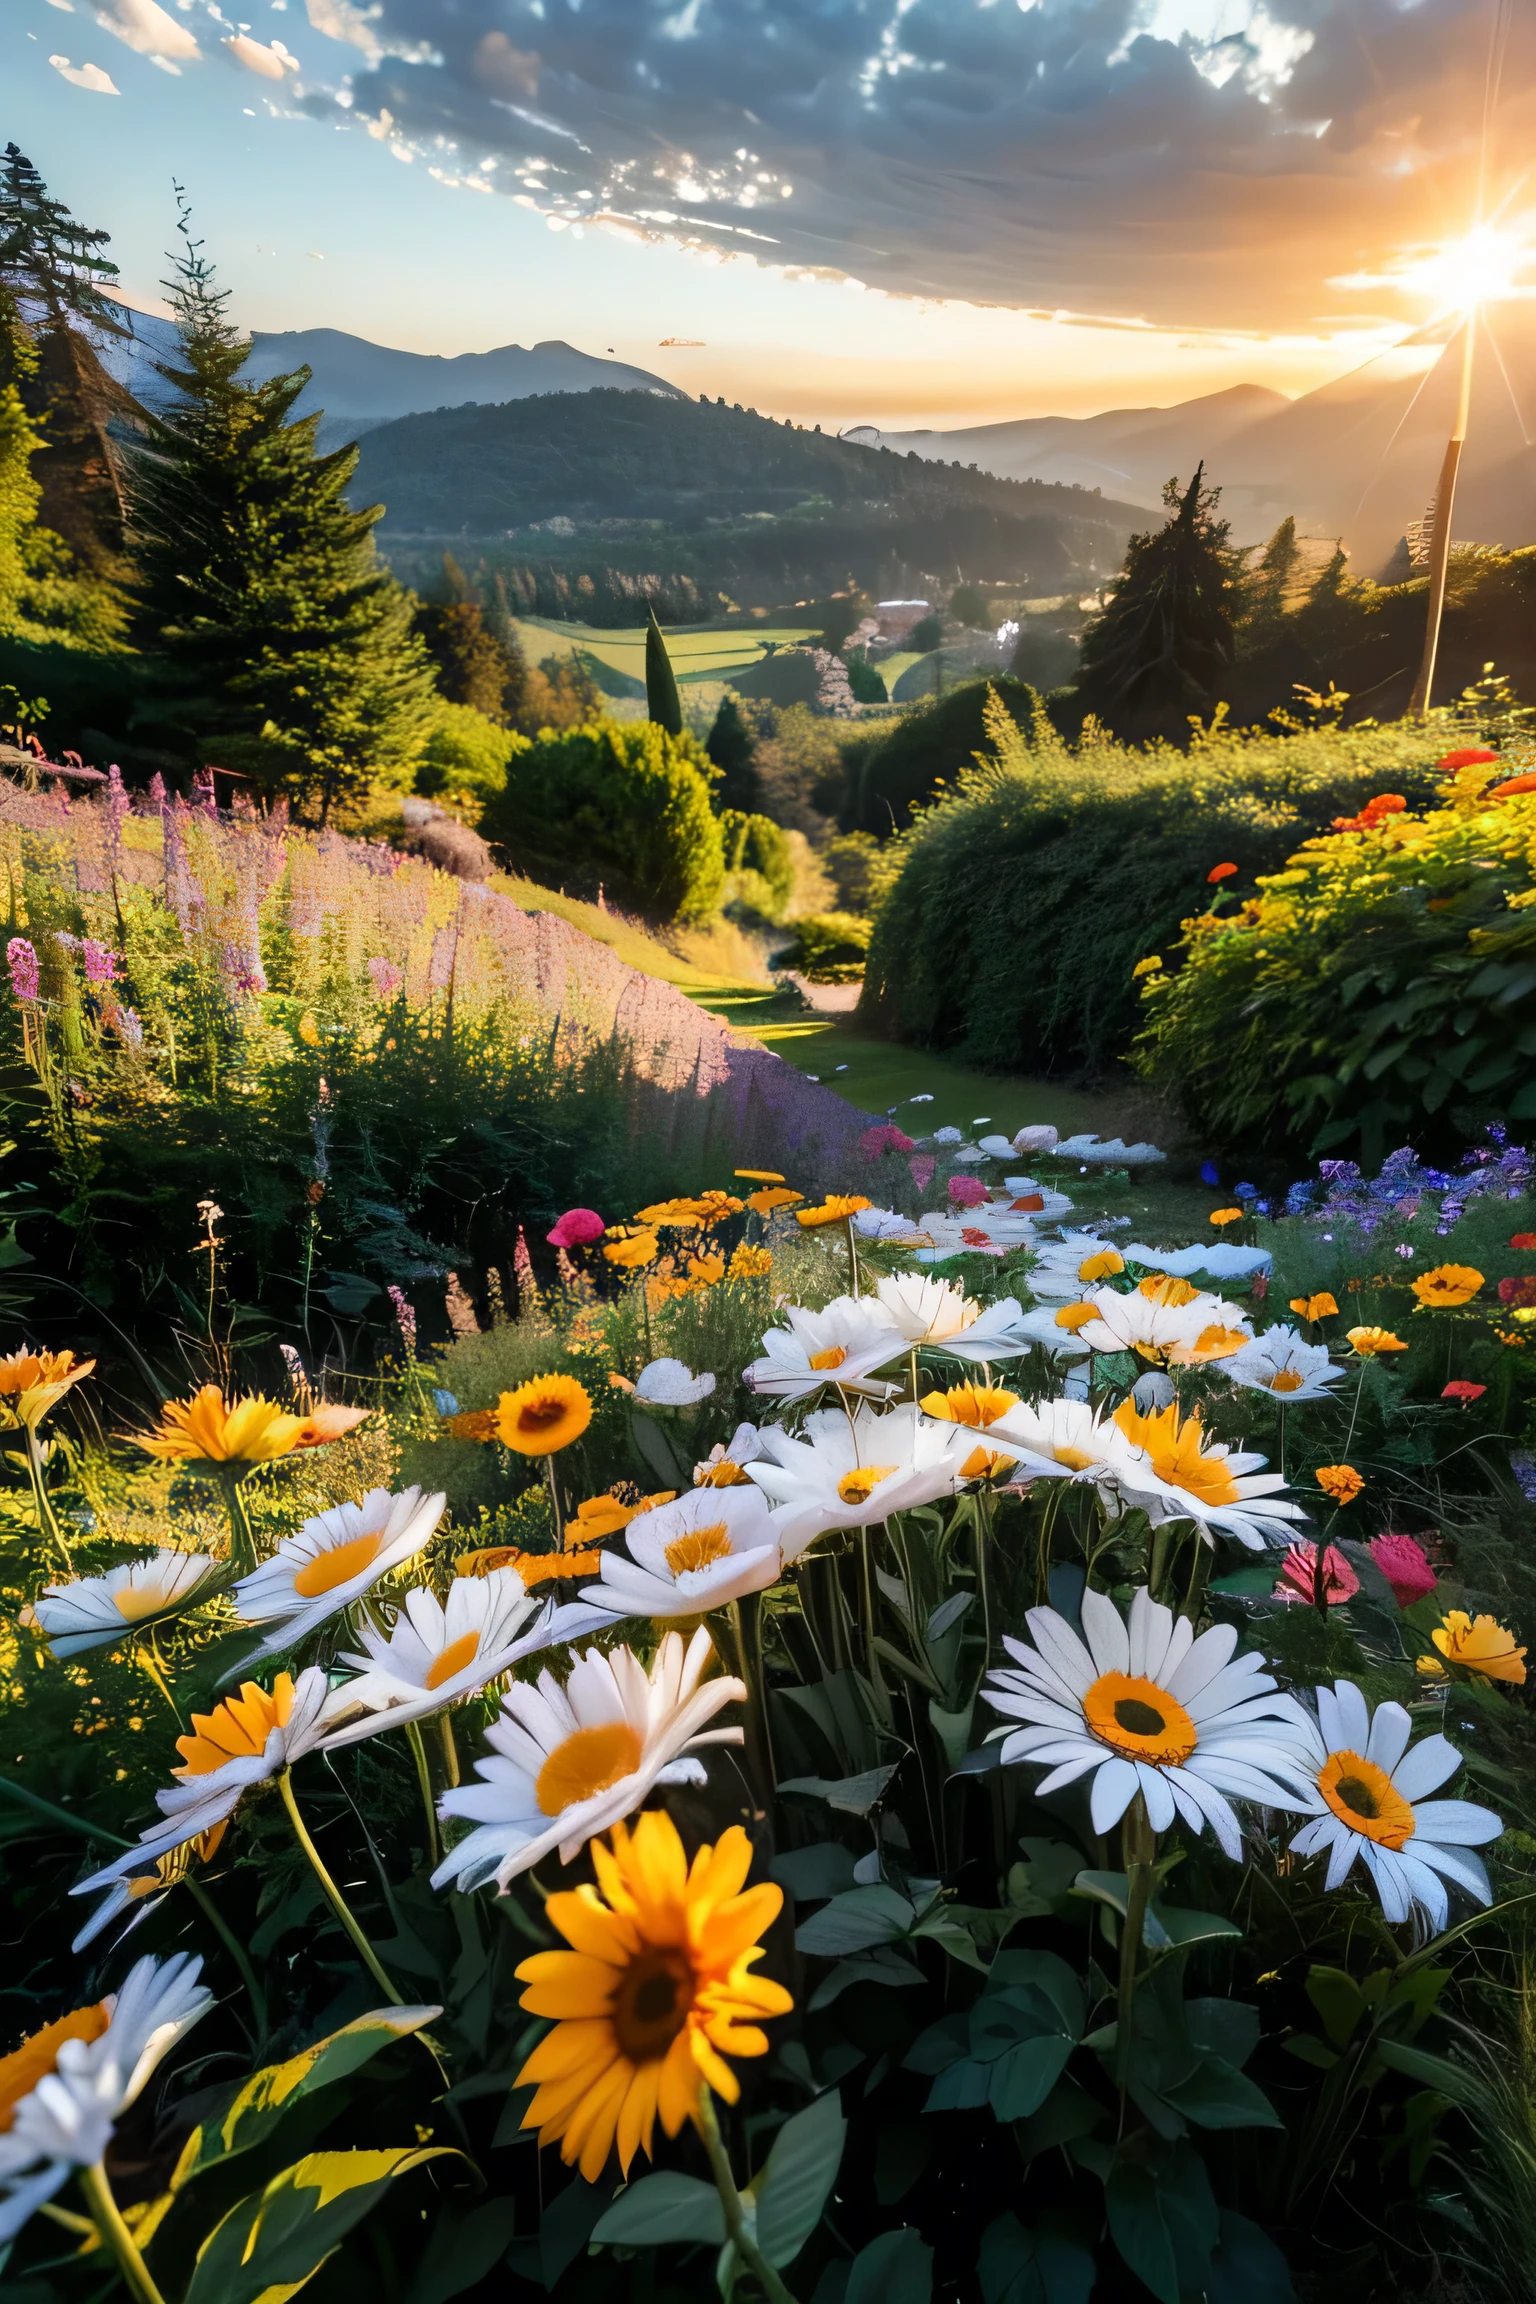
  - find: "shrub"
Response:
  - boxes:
[1136,758,1536,1164]
[720,806,794,918]
[844,645,888,702]
[833,672,1039,833]
[478,715,725,923]
[415,698,519,803]
[860,687,1453,1079]
[771,909,870,983]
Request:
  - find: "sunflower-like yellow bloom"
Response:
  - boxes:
[747,1187,803,1216]
[1417,1610,1528,1686]
[727,1244,773,1280]
[603,1228,659,1271]
[514,1810,792,2181]
[633,1198,714,1229]
[0,2002,110,2129]
[1315,1463,1364,1506]
[1411,1264,1484,1309]
[796,1195,872,1229]
[1209,1208,1244,1228]
[0,1347,95,1431]
[1290,1293,1339,1322]
[175,1677,298,1777]
[455,1545,607,1586]
[734,1169,785,1185]
[920,1382,1020,1429]
[1346,1325,1409,1357]
[495,1374,592,1456]
[135,1387,311,1467]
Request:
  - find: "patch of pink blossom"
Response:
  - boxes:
[1368,1532,1438,1608]
[547,1207,606,1249]
[1275,1542,1359,1607]
[948,1174,990,1209]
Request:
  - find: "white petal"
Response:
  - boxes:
[1411,1841,1493,1904]
[1022,1605,1097,1696]
[1409,1799,1504,1847]
[1134,1763,1177,1832]
[1330,1680,1371,1756]
[1164,1620,1238,1705]
[1389,1735,1464,1804]
[1088,1756,1139,1836]
[1364,1701,1413,1777]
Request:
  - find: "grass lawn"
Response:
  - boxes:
[513,616,821,691]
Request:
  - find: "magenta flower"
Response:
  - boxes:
[81,937,118,985]
[367,957,403,998]
[387,1284,418,1352]
[861,1123,915,1158]
[1369,1533,1438,1609]
[547,1207,605,1249]
[1275,1542,1359,1607]
[7,939,39,1002]
[909,1154,936,1194]
[947,1174,990,1210]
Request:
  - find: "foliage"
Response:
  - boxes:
[479,716,725,923]
[844,646,889,703]
[645,606,683,736]
[861,686,1456,1079]
[1136,756,1536,1164]
[950,583,992,628]
[771,909,871,983]
[1075,467,1244,738]
[830,675,1038,836]
[822,829,904,916]
[707,690,763,812]
[412,587,521,724]
[128,197,436,822]
[720,807,795,921]
[414,699,517,805]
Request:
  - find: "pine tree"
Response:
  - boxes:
[1075,465,1242,731]
[129,194,435,822]
[0,286,44,630]
[0,144,135,570]
[414,594,514,721]
[706,692,761,811]
[645,605,683,736]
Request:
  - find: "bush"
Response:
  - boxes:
[415,698,519,803]
[833,673,1040,833]
[844,645,888,702]
[860,687,1454,1079]
[720,806,795,919]
[479,715,725,924]
[770,909,871,983]
[1136,759,1536,1164]
[822,828,904,914]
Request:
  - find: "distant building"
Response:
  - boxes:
[875,599,931,642]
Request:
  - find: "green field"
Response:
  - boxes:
[513,615,924,709]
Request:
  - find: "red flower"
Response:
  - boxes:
[1498,1276,1536,1307]
[861,1123,915,1158]
[1369,1532,1438,1608]
[1511,1233,1536,1252]
[546,1207,606,1249]
[1441,1379,1486,1404]
[1490,773,1536,797]
[948,1175,990,1209]
[1207,862,1238,883]
[1437,748,1499,770]
[1275,1542,1359,1607]
[1333,792,1408,833]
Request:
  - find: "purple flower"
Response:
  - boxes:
[7,939,39,1002]
[111,1006,143,1048]
[387,1284,417,1351]
[1200,1159,1220,1186]
[81,937,118,985]
[367,956,403,999]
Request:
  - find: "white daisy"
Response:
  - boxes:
[578,1484,784,1619]
[1054,1134,1166,1167]
[1059,1281,1254,1368]
[232,1484,446,1655]
[71,1668,332,1902]
[1224,1326,1345,1402]
[984,1397,1143,1489]
[1109,1397,1305,1550]
[432,1627,745,1893]
[33,1551,220,1658]
[745,1401,975,1556]
[852,1205,930,1243]
[0,1954,213,2242]
[1022,1232,1130,1303]
[983,1586,1312,1857]
[1000,1178,1078,1222]
[319,1572,605,1749]
[744,1294,903,1402]
[694,1422,765,1487]
[634,1358,716,1406]
[875,1273,1034,1361]
[1287,1682,1503,1932]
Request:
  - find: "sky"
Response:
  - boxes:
[9,0,1536,430]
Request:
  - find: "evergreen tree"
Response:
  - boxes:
[705,692,761,811]
[645,605,683,736]
[129,194,435,822]
[1075,465,1242,731]
[484,572,530,725]
[414,592,514,721]
[0,144,134,569]
[0,286,44,630]
[1239,515,1299,651]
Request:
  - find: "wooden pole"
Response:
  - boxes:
[1408,314,1478,719]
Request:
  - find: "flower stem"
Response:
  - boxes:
[219,1473,259,1576]
[184,1874,267,2047]
[729,1594,777,1806]
[544,1455,566,1551]
[137,1631,183,1725]
[24,1426,71,1573]
[406,1720,441,1863]
[79,2162,169,2304]
[694,2086,800,2304]
[277,1768,407,2006]
[1116,1793,1157,2095]
[438,1709,460,1790]
[844,1214,860,1298]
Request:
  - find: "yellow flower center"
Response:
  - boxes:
[1112,1400,1240,1508]
[425,1631,482,1690]
[663,1521,733,1577]
[1083,1671,1198,1765]
[1268,1369,1305,1393]
[1053,1444,1096,1471]
[809,1346,849,1371]
[1318,1749,1416,1849]
[961,1447,1012,1480]
[293,1530,384,1598]
[1138,1275,1199,1306]
[697,1459,749,1487]
[1055,1303,1097,1332]
[611,1947,696,2061]
[113,1578,179,1622]
[535,1721,645,1815]
[1177,1324,1249,1362]
[838,1465,896,1506]
[0,2004,112,2129]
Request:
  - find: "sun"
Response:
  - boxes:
[1399,223,1532,316]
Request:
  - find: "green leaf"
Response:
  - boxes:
[404,2199,520,2303]
[928,1697,976,1769]
[1104,2166,1179,2304]
[1160,2056,1283,2131]
[1374,2040,1485,2106]
[184,2148,452,2304]
[845,2225,934,2304]
[977,2214,1095,2304]
[987,2036,1076,2124]
[1208,2211,1295,2304]
[590,2172,726,2249]
[770,1843,859,1903]
[1304,1965,1367,2050]
[172,2007,443,2190]
[807,1947,926,2011]
[750,2090,848,2269]
[796,1884,915,1957]
[779,1766,898,1816]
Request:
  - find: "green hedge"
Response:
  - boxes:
[478,716,724,924]
[833,673,1038,832]
[860,689,1452,1078]
[415,699,518,802]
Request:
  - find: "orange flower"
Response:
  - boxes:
[686,1253,726,1286]
[495,1374,593,1456]
[1346,1325,1408,1356]
[1207,862,1238,883]
[457,1546,606,1585]
[734,1169,785,1184]
[0,2004,112,2132]
[1417,1610,1527,1686]
[293,1402,371,1448]
[445,1408,498,1442]
[1314,1463,1363,1506]
[1209,1207,1244,1228]
[747,1187,803,1216]
[796,1195,872,1229]
[0,1346,94,1430]
[603,1229,659,1270]
[1410,1263,1484,1310]
[727,1244,772,1280]
[134,1388,310,1466]
[1290,1293,1339,1322]
[1490,773,1536,797]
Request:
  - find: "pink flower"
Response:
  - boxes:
[367,957,403,998]
[81,937,118,985]
[861,1124,915,1157]
[909,1154,936,1193]
[1369,1533,1437,1608]
[947,1175,989,1209]
[387,1284,417,1351]
[1275,1542,1359,1607]
[547,1207,606,1249]
[6,939,39,1002]
[1441,1380,1486,1404]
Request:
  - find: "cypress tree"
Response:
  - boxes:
[1075,464,1242,732]
[645,604,683,736]
[130,193,434,822]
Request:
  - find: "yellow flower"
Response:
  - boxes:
[734,1170,785,1184]
[0,1346,95,1430]
[1132,956,1163,979]
[796,1195,872,1229]
[687,1253,726,1286]
[1411,1264,1484,1309]
[514,1810,792,2182]
[175,1676,298,1778]
[1290,1293,1339,1322]
[1078,1249,1125,1282]
[445,1409,498,1442]
[456,1545,607,1585]
[293,1403,371,1448]
[919,1382,1019,1429]
[495,1374,593,1457]
[1347,1325,1408,1356]
[1112,1399,1240,1511]
[727,1244,773,1280]
[1417,1609,1527,1686]
[567,1490,675,1541]
[1209,1208,1244,1228]
[692,1191,745,1225]
[134,1387,312,1467]
[298,1013,322,1046]
[747,1187,803,1216]
[634,1198,713,1229]
[0,2002,111,2131]
[1314,1463,1363,1506]
[1137,1274,1200,1307]
[603,1229,659,1270]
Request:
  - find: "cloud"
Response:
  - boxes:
[48,53,121,91]
[94,0,198,58]
[295,0,1536,334]
[225,32,298,79]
